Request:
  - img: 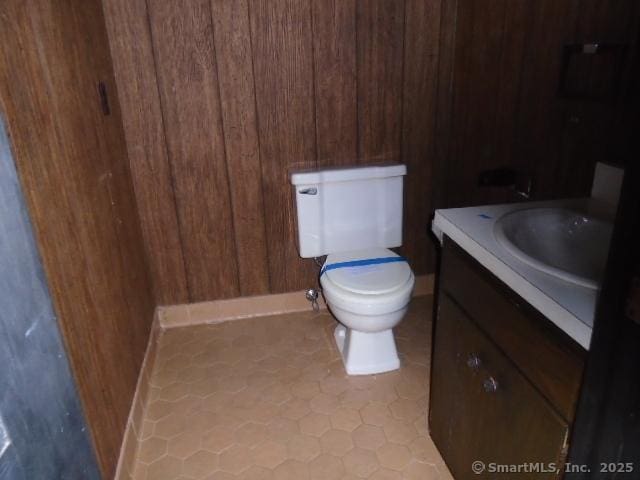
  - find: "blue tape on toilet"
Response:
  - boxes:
[320,256,407,276]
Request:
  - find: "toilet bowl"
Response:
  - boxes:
[291,164,411,375]
[320,248,415,375]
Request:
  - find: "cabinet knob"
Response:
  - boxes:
[483,376,499,393]
[466,354,482,370]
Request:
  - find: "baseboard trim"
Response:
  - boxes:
[159,273,435,329]
[114,273,435,475]
[114,315,161,480]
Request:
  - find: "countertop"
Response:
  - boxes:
[432,198,612,350]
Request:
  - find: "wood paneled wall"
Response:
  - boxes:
[104,0,442,304]
[0,1,155,477]
[105,0,638,305]
[440,0,640,208]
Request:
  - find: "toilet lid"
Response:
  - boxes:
[323,248,412,295]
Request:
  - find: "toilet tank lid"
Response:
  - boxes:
[291,164,406,185]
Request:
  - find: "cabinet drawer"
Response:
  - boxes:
[430,295,569,480]
[440,239,585,420]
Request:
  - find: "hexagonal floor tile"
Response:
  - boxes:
[145,455,183,480]
[320,429,354,456]
[329,407,362,432]
[352,424,386,451]
[126,297,446,480]
[308,454,345,480]
[137,437,167,464]
[182,450,218,478]
[298,413,331,437]
[219,444,252,474]
[376,443,412,471]
[286,434,321,462]
[252,441,288,469]
[343,448,380,478]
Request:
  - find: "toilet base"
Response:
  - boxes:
[334,324,401,375]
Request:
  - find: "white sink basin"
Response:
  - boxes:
[494,208,613,289]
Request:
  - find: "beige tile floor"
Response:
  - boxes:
[129,296,452,480]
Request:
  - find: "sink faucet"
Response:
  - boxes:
[478,167,533,200]
[516,177,533,200]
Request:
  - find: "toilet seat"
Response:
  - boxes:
[321,274,414,317]
[323,248,411,295]
[321,248,415,317]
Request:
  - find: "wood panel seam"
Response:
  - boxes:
[143,0,193,302]
[209,0,243,294]
[308,0,320,171]
[245,0,273,293]
[399,0,408,161]
[438,0,459,208]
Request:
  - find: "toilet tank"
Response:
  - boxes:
[291,164,407,258]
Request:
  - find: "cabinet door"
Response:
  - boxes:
[430,294,569,479]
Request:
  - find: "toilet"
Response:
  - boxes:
[291,164,415,375]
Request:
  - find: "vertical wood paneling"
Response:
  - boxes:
[102,0,189,306]
[401,0,442,274]
[553,0,640,198]
[311,0,358,166]
[512,0,580,200]
[446,0,511,207]
[148,0,240,301]
[111,0,638,297]
[437,0,638,208]
[573,0,640,42]
[491,0,529,172]
[111,0,444,294]
[249,0,317,293]
[442,0,554,207]
[0,0,155,475]
[356,0,405,163]
[210,0,271,296]
[432,0,459,212]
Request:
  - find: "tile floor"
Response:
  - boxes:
[129,296,452,480]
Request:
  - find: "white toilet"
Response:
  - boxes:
[291,165,415,375]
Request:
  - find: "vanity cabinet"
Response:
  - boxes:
[430,239,586,479]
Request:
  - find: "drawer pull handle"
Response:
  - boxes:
[467,354,482,370]
[483,377,499,393]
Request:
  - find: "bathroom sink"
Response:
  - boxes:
[494,208,613,289]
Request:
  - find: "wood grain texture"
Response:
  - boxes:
[109,0,445,293]
[102,0,189,306]
[148,0,240,301]
[0,0,155,476]
[573,0,640,42]
[249,0,318,293]
[106,0,638,297]
[446,0,515,207]
[401,0,442,274]
[110,0,445,291]
[211,0,271,296]
[441,240,586,421]
[431,294,571,480]
[553,0,640,198]
[431,0,458,212]
[311,0,358,167]
[511,0,580,201]
[356,0,405,164]
[491,0,529,175]
[436,0,638,207]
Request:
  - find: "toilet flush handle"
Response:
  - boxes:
[299,187,317,195]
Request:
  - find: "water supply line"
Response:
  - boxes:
[305,256,326,312]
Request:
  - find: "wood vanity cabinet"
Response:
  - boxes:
[430,239,587,479]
